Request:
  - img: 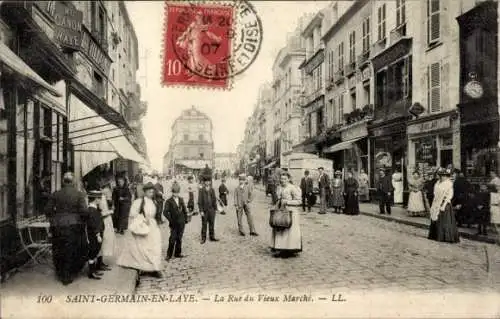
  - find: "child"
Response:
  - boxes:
[187,175,198,216]
[86,191,105,280]
[218,178,229,215]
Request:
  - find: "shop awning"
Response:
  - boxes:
[0,41,62,97]
[69,95,147,176]
[262,161,277,169]
[323,137,364,153]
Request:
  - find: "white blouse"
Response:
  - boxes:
[430,179,454,221]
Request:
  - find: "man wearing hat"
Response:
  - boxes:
[198,178,219,243]
[300,170,314,212]
[45,172,88,285]
[377,169,394,215]
[86,190,105,280]
[234,174,258,236]
[163,182,190,261]
[318,167,330,214]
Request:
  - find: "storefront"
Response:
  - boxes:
[323,120,369,178]
[369,121,407,187]
[457,0,499,184]
[407,112,459,177]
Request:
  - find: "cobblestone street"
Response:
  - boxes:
[136,179,500,295]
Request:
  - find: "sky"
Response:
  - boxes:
[126,1,328,171]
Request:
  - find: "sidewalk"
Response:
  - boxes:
[255,184,498,244]
[1,235,138,298]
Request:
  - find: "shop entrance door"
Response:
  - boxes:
[440,150,452,168]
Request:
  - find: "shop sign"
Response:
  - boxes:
[407,116,450,135]
[36,1,83,50]
[303,49,324,75]
[80,30,112,75]
[176,159,211,169]
[371,122,406,137]
[341,122,368,141]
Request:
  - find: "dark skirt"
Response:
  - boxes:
[51,224,88,281]
[428,204,460,243]
[344,192,359,215]
[115,202,131,231]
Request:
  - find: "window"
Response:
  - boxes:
[402,57,412,98]
[377,4,386,41]
[363,83,371,105]
[307,114,312,137]
[338,94,344,124]
[328,50,335,80]
[331,98,337,125]
[317,109,323,134]
[183,134,189,141]
[428,62,441,113]
[396,0,406,27]
[337,42,344,71]
[198,134,204,141]
[376,71,388,106]
[91,2,106,45]
[350,91,357,110]
[427,0,440,45]
[349,31,356,64]
[362,17,370,53]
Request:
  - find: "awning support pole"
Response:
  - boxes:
[70,127,121,140]
[72,134,124,146]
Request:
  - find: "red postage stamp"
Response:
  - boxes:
[162,1,263,90]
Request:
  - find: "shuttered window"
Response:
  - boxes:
[428,62,441,113]
[403,57,412,98]
[427,0,440,44]
[338,94,344,124]
[377,4,386,41]
[396,0,406,27]
[349,31,356,64]
[338,42,344,71]
[362,17,370,53]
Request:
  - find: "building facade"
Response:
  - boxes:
[163,106,214,175]
[214,152,238,176]
[0,0,147,277]
[271,28,306,168]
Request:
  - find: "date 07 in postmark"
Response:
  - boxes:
[162,1,262,90]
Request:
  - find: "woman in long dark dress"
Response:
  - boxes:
[343,171,359,215]
[428,167,459,243]
[112,175,132,234]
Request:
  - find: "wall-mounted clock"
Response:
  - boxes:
[464,80,484,99]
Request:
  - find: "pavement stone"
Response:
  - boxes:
[135,179,500,294]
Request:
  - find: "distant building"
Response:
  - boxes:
[163,106,214,175]
[214,153,238,175]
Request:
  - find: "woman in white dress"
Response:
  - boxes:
[117,182,163,278]
[392,167,404,205]
[407,171,426,217]
[270,172,302,258]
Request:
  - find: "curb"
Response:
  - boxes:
[255,185,497,245]
[361,211,497,244]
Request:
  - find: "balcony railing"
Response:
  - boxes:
[344,62,356,77]
[390,23,407,45]
[333,69,345,85]
[342,104,374,125]
[357,50,370,68]
[374,99,411,121]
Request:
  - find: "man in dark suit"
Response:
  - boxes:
[198,178,219,243]
[44,172,88,285]
[318,167,330,214]
[377,169,394,215]
[300,170,314,212]
[163,182,189,261]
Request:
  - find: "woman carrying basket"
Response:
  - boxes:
[270,172,302,258]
